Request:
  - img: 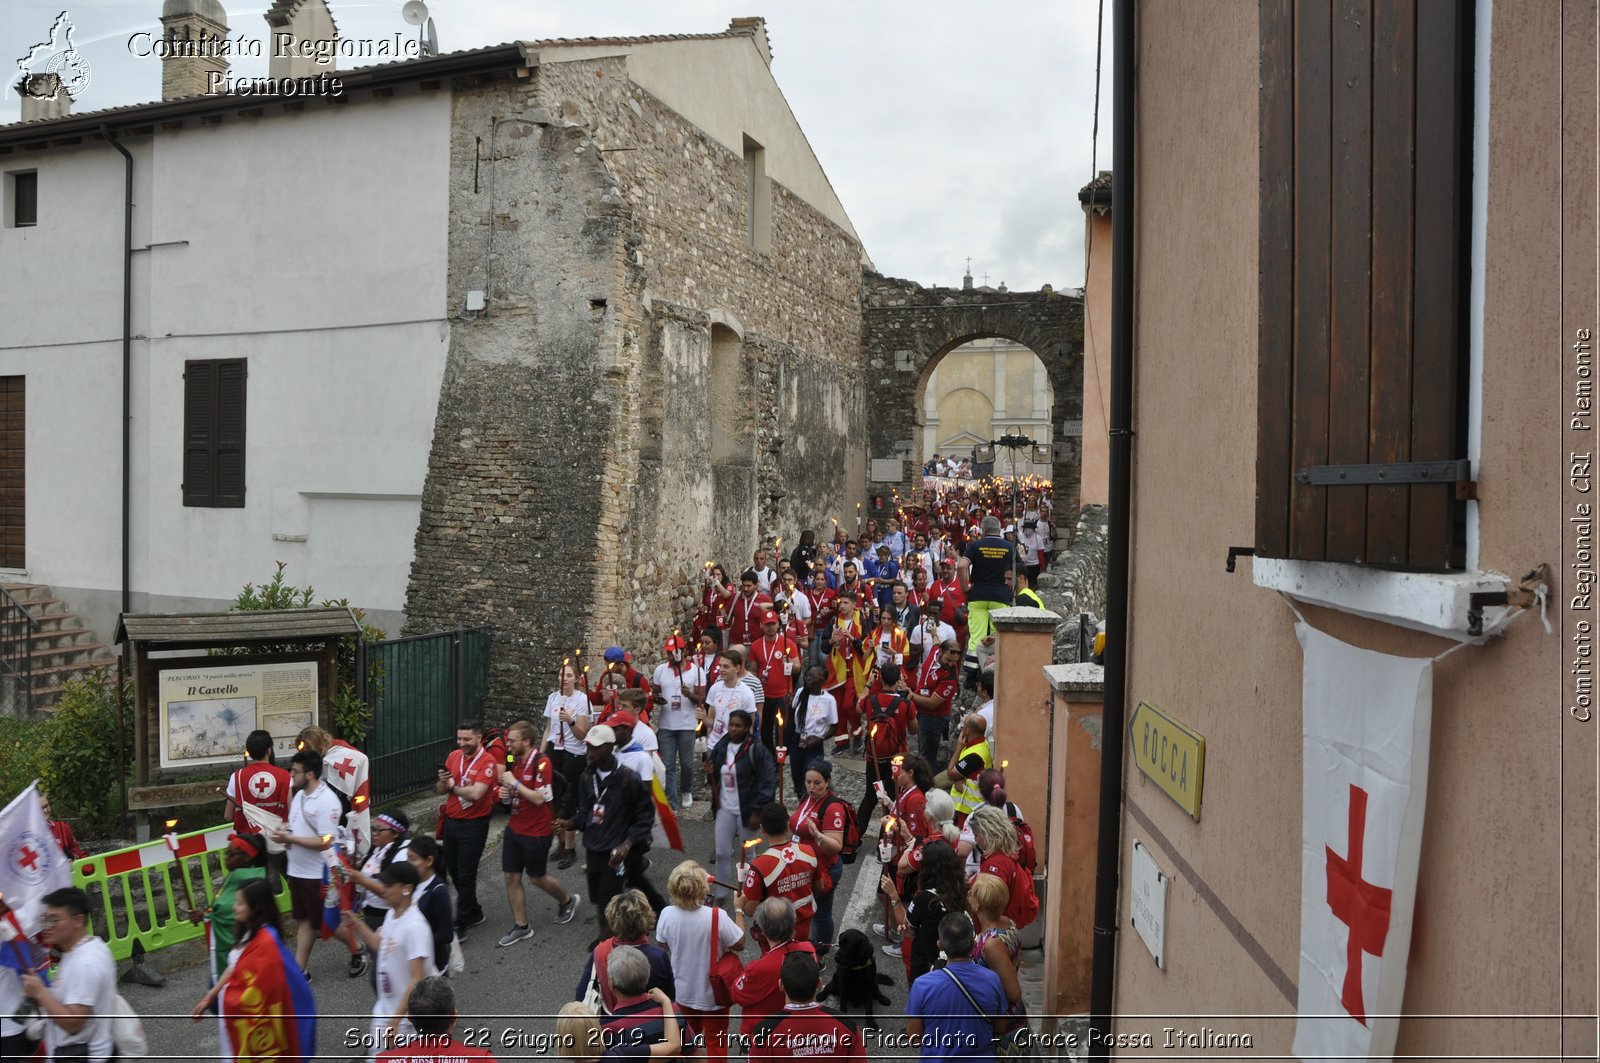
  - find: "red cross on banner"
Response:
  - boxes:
[1292,623,1434,1063]
[1325,784,1392,1025]
[333,759,357,780]
[17,845,39,872]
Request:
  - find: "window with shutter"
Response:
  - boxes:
[1257,0,1472,572]
[182,358,246,508]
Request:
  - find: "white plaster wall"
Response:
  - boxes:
[0,93,451,632]
[535,38,860,241]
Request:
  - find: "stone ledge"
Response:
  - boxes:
[1045,662,1104,695]
[992,605,1062,630]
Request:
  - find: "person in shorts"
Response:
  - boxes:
[272,749,366,978]
[495,719,580,946]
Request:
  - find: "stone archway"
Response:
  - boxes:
[860,271,1085,525]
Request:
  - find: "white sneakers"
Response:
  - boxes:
[680,794,694,810]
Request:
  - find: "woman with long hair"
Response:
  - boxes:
[190,879,317,1060]
[871,753,933,949]
[695,562,735,648]
[405,834,455,975]
[969,872,1025,1019]
[653,862,743,1063]
[966,804,1037,928]
[545,660,593,869]
[882,839,966,981]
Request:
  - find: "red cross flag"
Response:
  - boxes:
[1292,624,1433,1062]
[0,783,73,938]
[321,741,371,860]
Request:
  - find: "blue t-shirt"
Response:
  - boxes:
[906,962,1005,1061]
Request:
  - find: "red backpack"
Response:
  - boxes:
[820,795,863,865]
[985,851,1040,928]
[1006,803,1038,873]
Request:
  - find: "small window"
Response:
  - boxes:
[183,359,247,508]
[8,171,38,228]
[742,135,770,253]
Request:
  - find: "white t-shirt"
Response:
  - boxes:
[287,782,344,880]
[43,935,115,1059]
[653,661,705,732]
[909,619,957,659]
[705,680,758,748]
[785,589,813,625]
[616,743,656,785]
[753,566,777,595]
[720,742,748,818]
[655,904,744,1011]
[544,690,592,757]
[975,698,996,742]
[373,905,435,1036]
[796,689,839,741]
[359,840,411,911]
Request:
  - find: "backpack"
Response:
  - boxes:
[989,851,1040,928]
[866,693,909,760]
[1006,803,1038,873]
[820,795,863,864]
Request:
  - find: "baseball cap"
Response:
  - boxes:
[603,709,638,730]
[762,610,779,625]
[603,646,627,664]
[585,724,618,747]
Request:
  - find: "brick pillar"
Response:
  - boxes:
[990,606,1060,829]
[1040,662,1103,1025]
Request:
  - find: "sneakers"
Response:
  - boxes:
[457,912,487,934]
[556,894,581,924]
[872,922,901,944]
[882,943,903,958]
[347,950,368,978]
[556,847,577,870]
[680,793,694,810]
[497,925,534,948]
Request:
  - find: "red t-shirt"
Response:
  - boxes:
[506,749,556,837]
[789,794,850,851]
[377,1035,496,1062]
[727,592,773,646]
[891,786,928,844]
[444,746,500,820]
[914,657,960,719]
[229,762,291,835]
[980,850,1036,927]
[934,579,967,625]
[742,840,826,942]
[749,635,802,700]
[859,690,912,759]
[747,1004,867,1062]
[730,941,817,1037]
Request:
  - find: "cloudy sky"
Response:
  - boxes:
[2,1,1113,290]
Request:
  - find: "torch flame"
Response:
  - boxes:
[164,819,178,830]
[1001,760,1010,770]
[742,837,763,859]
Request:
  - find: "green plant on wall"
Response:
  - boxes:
[222,562,386,746]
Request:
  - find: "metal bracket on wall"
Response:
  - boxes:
[1466,564,1552,637]
[1296,459,1474,499]
[1224,546,1255,573]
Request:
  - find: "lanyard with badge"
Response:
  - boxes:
[454,747,487,807]
[723,740,750,796]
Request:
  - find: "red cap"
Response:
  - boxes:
[762,610,780,625]
[604,709,638,729]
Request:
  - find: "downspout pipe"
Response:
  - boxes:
[1088,0,1135,1057]
[102,126,133,618]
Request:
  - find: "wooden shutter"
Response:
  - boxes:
[1257,0,1471,571]
[0,377,23,568]
[182,359,246,508]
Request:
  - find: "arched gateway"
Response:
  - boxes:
[860,272,1085,527]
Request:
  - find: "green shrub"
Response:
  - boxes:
[224,562,385,746]
[0,716,52,807]
[38,669,131,834]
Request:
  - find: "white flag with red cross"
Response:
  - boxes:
[1292,624,1433,1063]
[0,782,73,939]
[321,740,372,860]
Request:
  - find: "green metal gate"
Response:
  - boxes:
[359,625,491,804]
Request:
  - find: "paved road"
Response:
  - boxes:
[124,781,928,1061]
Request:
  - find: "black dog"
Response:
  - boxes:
[819,928,893,1026]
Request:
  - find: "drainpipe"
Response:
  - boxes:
[1087,0,1135,1057]
[103,126,133,617]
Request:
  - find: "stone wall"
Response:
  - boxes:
[406,55,867,719]
[860,273,1084,527]
[1037,504,1110,664]
[405,71,646,717]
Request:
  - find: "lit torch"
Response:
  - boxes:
[163,818,200,913]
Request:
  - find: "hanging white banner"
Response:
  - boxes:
[1292,623,1433,1063]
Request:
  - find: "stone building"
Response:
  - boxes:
[0,15,868,718]
[921,334,1055,477]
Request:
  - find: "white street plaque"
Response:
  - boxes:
[1129,839,1167,968]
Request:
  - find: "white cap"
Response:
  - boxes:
[585,724,618,747]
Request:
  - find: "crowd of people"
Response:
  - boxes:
[4,481,1055,1062]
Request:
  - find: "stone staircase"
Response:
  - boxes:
[0,582,117,713]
